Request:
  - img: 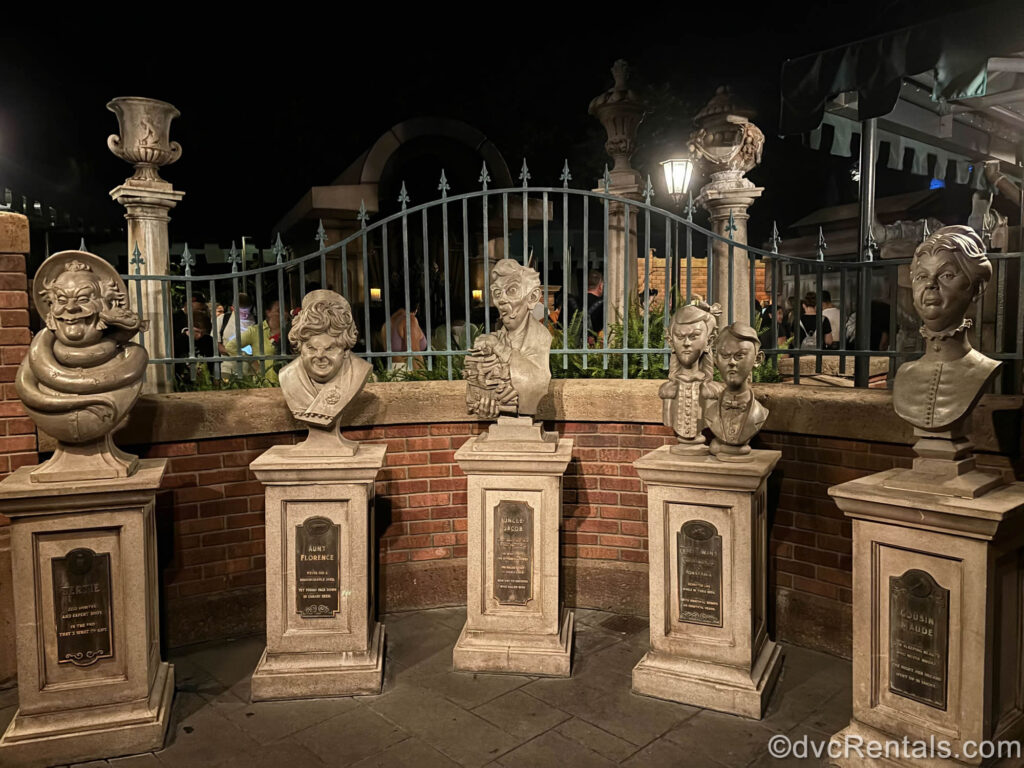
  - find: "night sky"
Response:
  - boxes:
[0,3,997,251]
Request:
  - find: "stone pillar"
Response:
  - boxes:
[250,443,387,699]
[0,212,35,687]
[828,473,1024,767]
[632,446,783,718]
[0,461,174,766]
[453,418,574,676]
[107,97,185,393]
[690,87,765,325]
[701,171,763,324]
[589,60,646,321]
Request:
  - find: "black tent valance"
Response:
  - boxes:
[779,5,1024,135]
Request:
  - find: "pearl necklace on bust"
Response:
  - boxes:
[919,318,972,352]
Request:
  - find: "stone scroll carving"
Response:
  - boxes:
[464,259,552,420]
[17,251,147,482]
[278,290,371,456]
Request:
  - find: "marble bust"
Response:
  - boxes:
[464,259,551,419]
[893,226,999,431]
[704,322,768,460]
[17,251,148,481]
[660,301,721,454]
[279,290,371,455]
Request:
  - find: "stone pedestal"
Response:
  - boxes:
[828,472,1024,767]
[632,446,783,719]
[453,420,574,676]
[250,444,387,700]
[0,460,174,767]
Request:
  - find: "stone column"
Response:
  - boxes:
[589,60,646,321]
[690,87,765,325]
[250,443,388,699]
[107,97,185,393]
[0,461,174,766]
[828,473,1024,767]
[632,446,784,718]
[453,419,574,676]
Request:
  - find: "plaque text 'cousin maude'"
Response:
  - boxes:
[889,568,949,710]
[677,520,723,627]
[296,516,341,617]
[494,500,533,605]
[52,547,114,666]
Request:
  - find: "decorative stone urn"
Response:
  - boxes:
[588,59,646,188]
[688,86,764,179]
[106,97,182,184]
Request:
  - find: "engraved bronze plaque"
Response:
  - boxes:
[52,547,114,666]
[889,568,949,710]
[295,516,341,618]
[493,500,533,605]
[677,520,723,627]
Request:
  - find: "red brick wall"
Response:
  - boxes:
[128,420,927,653]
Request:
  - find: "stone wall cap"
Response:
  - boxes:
[0,212,29,254]
[251,443,386,483]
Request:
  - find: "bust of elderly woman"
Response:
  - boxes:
[893,226,1000,432]
[278,290,371,455]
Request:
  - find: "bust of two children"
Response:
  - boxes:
[660,301,767,460]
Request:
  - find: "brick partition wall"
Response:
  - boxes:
[119,416,940,657]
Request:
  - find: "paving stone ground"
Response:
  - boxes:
[0,607,858,767]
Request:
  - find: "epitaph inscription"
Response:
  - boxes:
[295,516,340,617]
[493,500,533,605]
[52,548,114,666]
[889,568,949,710]
[677,520,723,627]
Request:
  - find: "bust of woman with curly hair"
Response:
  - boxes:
[278,290,371,454]
[660,300,721,454]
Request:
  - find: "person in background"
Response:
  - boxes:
[586,269,605,341]
[821,290,841,347]
[385,306,428,369]
[798,292,834,349]
[219,293,256,378]
[174,309,214,385]
[224,298,283,383]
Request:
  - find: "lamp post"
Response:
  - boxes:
[660,157,695,207]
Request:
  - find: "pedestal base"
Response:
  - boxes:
[632,641,783,719]
[0,661,174,768]
[829,720,988,768]
[453,609,574,677]
[252,622,385,700]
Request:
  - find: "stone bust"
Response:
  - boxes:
[17,251,147,481]
[704,322,768,460]
[278,290,371,455]
[893,226,999,431]
[660,301,721,454]
[464,259,551,419]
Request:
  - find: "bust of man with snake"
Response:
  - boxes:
[17,251,147,481]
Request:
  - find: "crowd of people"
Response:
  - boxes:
[758,290,890,353]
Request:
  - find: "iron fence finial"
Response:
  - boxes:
[438,169,450,198]
[725,210,738,237]
[560,159,572,189]
[770,221,781,254]
[357,200,369,229]
[130,242,144,274]
[79,237,87,252]
[228,241,241,272]
[644,174,654,205]
[602,165,611,194]
[479,162,491,191]
[684,191,694,221]
[180,243,195,275]
[398,182,410,210]
[315,220,328,250]
[519,158,531,187]
[272,233,285,264]
[817,227,827,260]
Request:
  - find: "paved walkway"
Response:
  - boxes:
[2,607,855,768]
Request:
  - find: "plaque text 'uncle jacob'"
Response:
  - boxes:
[494,501,533,605]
